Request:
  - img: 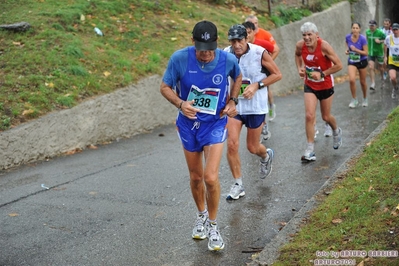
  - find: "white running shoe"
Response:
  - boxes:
[314,125,319,139]
[333,127,342,149]
[192,213,208,240]
[260,148,274,179]
[207,222,225,251]
[261,123,271,141]
[226,183,245,200]
[324,123,333,137]
[301,148,316,162]
[349,98,358,108]
[362,98,368,107]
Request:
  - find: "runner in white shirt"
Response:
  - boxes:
[223,24,282,200]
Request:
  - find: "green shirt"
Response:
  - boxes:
[366,28,386,57]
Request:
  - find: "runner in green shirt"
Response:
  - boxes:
[366,19,386,90]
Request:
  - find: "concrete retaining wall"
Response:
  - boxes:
[270,1,350,95]
[0,1,378,169]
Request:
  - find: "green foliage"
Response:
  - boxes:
[65,45,84,58]
[0,116,11,130]
[271,5,312,26]
[56,95,75,108]
[68,65,88,76]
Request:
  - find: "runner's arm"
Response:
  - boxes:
[260,51,282,87]
[294,40,305,78]
[321,40,343,76]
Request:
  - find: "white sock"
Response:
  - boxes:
[261,153,270,162]
[198,209,208,217]
[235,177,243,186]
[307,142,314,151]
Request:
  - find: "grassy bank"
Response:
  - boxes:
[0,0,344,131]
[0,0,268,130]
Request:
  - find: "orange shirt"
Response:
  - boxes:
[255,28,276,46]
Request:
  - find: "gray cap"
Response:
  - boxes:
[228,24,247,40]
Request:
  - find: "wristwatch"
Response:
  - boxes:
[229,97,238,105]
[258,81,265,89]
[320,72,325,79]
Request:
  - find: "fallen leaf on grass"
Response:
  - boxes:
[391,204,399,216]
[332,218,343,224]
[103,71,111,77]
[368,185,374,192]
[45,82,54,88]
[12,41,24,47]
[22,109,35,116]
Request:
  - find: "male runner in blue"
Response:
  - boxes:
[160,20,242,251]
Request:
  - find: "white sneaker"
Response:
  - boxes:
[301,148,316,162]
[333,127,342,150]
[207,222,225,251]
[192,213,208,240]
[349,98,358,108]
[314,125,319,139]
[226,183,245,200]
[260,148,274,179]
[261,123,271,141]
[362,98,368,107]
[324,123,333,137]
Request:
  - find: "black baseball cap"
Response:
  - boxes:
[369,19,377,26]
[392,23,399,30]
[192,21,218,51]
[228,24,247,40]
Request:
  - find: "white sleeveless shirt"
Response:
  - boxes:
[224,43,268,115]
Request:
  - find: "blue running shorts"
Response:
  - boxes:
[232,114,265,129]
[176,116,227,152]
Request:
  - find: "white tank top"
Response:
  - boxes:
[224,43,268,115]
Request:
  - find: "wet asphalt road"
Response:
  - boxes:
[0,77,397,266]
